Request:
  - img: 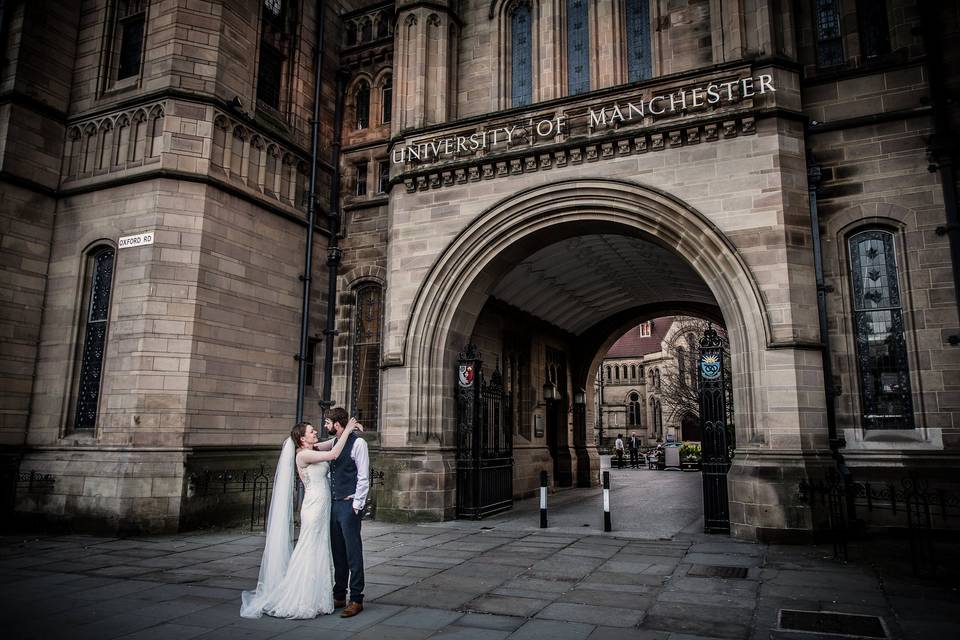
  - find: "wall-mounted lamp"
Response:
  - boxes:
[573,389,586,406]
[543,382,558,402]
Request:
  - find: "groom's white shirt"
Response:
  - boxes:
[341,435,370,513]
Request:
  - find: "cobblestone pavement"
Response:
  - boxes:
[2,470,958,640]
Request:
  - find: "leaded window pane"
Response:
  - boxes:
[257,42,284,108]
[857,0,890,59]
[566,0,590,95]
[815,0,844,68]
[849,230,913,430]
[75,249,115,431]
[382,78,392,124]
[511,3,533,107]
[351,285,382,430]
[117,14,145,80]
[356,82,370,129]
[625,0,652,82]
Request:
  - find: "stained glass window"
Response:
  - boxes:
[74,248,116,431]
[567,0,590,95]
[848,230,914,429]
[351,285,382,431]
[857,0,890,59]
[511,2,533,107]
[815,0,844,68]
[625,0,651,82]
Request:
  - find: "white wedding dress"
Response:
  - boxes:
[241,453,335,619]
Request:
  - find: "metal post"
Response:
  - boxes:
[540,470,548,528]
[602,470,611,532]
[295,0,327,422]
[319,70,347,418]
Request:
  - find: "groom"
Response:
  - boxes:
[324,407,369,618]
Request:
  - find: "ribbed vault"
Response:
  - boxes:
[490,234,716,334]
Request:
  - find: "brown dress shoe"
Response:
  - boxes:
[340,601,363,618]
[334,598,346,609]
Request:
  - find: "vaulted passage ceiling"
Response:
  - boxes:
[490,234,716,334]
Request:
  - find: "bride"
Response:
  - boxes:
[241,419,360,619]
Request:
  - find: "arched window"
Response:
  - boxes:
[73,246,117,431]
[614,366,620,381]
[624,0,652,82]
[815,0,844,68]
[687,334,697,391]
[351,283,383,430]
[628,392,641,426]
[381,77,392,124]
[677,347,686,386]
[606,365,611,380]
[848,230,913,429]
[622,365,628,379]
[355,81,370,129]
[510,2,533,107]
[346,21,357,46]
[566,0,590,95]
[654,368,661,390]
[360,18,372,42]
[630,364,636,379]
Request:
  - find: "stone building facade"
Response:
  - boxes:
[1,1,958,540]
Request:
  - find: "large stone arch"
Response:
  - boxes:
[399,179,772,449]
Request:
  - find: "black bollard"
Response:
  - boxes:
[602,470,612,532]
[540,470,548,528]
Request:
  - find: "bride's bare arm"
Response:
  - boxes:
[313,439,334,451]
[297,425,356,464]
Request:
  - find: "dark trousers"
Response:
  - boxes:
[616,450,624,469]
[331,499,364,603]
[629,449,639,468]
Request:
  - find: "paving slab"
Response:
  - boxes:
[429,626,511,640]
[456,612,527,631]
[380,605,464,629]
[508,618,596,640]
[465,594,552,617]
[536,601,644,627]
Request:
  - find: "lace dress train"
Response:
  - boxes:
[241,461,335,619]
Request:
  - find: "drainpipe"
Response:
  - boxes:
[319,70,347,417]
[295,0,327,423]
[920,2,960,343]
[806,154,841,451]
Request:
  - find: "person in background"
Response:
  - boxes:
[628,432,641,468]
[614,434,625,469]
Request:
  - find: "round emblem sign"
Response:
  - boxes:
[458,364,475,387]
[700,354,721,380]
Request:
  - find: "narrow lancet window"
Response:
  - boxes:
[848,230,914,429]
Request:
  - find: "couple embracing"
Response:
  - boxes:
[241,407,368,620]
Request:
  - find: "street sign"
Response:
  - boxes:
[118,232,154,249]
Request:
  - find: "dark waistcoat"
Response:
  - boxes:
[330,431,358,499]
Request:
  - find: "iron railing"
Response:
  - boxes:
[190,465,385,531]
[798,471,959,575]
[2,468,56,530]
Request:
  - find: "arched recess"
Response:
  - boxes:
[397,178,771,447]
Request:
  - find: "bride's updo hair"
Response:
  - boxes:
[290,422,310,448]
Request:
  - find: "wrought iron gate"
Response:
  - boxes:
[698,327,731,534]
[456,344,514,519]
